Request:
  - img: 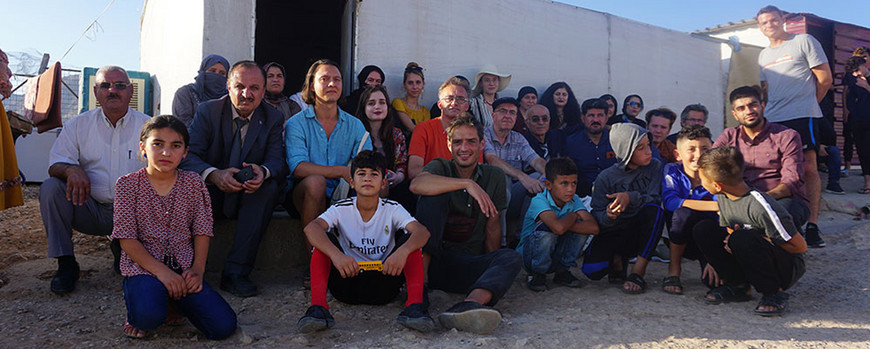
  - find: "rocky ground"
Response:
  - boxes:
[1,174,869,348]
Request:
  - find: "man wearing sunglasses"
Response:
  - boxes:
[40,65,150,294]
[523,105,555,160]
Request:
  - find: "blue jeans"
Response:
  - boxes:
[522,222,587,275]
[123,275,237,340]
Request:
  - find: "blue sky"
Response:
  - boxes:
[2,0,868,75]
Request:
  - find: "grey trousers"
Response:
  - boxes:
[39,177,114,258]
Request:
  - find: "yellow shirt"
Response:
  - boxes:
[392,98,430,125]
[0,102,23,209]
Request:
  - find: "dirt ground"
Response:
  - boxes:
[1,183,869,348]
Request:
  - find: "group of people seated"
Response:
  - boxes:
[37,58,815,340]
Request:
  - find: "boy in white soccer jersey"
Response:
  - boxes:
[297,150,434,333]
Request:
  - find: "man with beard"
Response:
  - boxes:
[555,98,616,197]
[40,65,150,294]
[411,115,521,334]
[713,86,810,237]
[183,60,286,297]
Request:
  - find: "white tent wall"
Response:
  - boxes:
[140,0,204,115]
[354,0,724,136]
[141,0,724,136]
[140,0,254,116]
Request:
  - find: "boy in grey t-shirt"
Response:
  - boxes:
[695,146,807,317]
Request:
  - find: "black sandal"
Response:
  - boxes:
[755,291,789,317]
[662,276,683,295]
[704,283,751,305]
[622,273,647,294]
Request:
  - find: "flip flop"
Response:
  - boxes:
[622,273,647,294]
[123,320,147,339]
[704,284,751,305]
[858,188,870,194]
[662,275,683,295]
[754,291,789,317]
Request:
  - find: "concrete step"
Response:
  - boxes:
[206,212,309,272]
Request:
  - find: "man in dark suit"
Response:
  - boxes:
[182,60,285,297]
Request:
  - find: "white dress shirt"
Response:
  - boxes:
[48,107,150,203]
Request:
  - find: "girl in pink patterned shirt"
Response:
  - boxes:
[112,115,236,340]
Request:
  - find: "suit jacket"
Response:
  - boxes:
[182,96,287,179]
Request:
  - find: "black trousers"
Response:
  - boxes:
[692,220,805,295]
[416,194,522,306]
[852,121,870,176]
[324,229,408,305]
[581,204,664,280]
[209,178,281,277]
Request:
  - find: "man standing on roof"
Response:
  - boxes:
[757,5,832,248]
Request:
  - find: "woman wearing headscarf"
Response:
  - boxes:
[599,94,618,121]
[513,86,537,133]
[341,65,384,115]
[172,54,230,127]
[468,65,511,128]
[263,62,302,122]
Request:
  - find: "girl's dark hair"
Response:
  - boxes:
[403,62,424,83]
[301,59,341,105]
[357,65,385,88]
[622,94,644,115]
[599,94,618,118]
[539,82,582,129]
[140,114,190,146]
[355,84,398,170]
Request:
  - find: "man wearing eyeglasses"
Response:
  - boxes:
[40,65,150,294]
[408,76,481,179]
[483,97,546,247]
[555,98,617,197]
[666,104,709,144]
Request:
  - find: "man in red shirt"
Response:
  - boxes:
[408,77,473,179]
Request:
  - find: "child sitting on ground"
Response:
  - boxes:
[696,146,807,316]
[517,157,598,291]
[583,122,665,294]
[112,115,237,340]
[297,150,434,333]
[661,125,725,295]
